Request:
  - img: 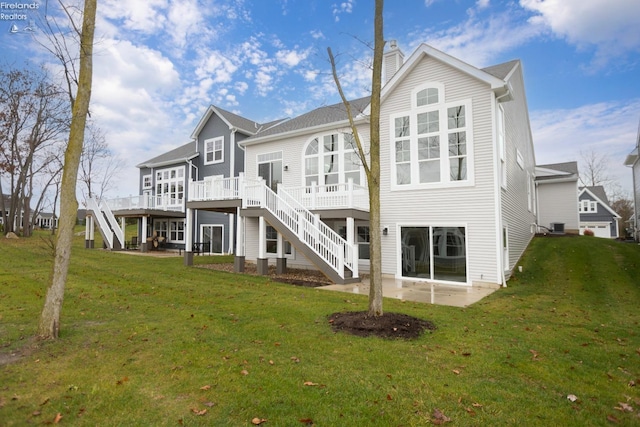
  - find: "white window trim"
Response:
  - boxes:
[169,219,185,243]
[200,224,224,255]
[302,133,365,187]
[390,98,474,191]
[265,224,295,259]
[142,174,152,189]
[204,136,224,165]
[395,222,470,286]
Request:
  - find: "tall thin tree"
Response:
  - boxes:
[328,0,384,316]
[38,0,97,339]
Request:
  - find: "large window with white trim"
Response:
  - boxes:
[155,166,185,208]
[204,136,224,164]
[304,133,363,188]
[257,152,283,191]
[392,83,472,188]
[400,226,467,283]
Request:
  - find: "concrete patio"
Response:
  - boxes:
[320,277,499,307]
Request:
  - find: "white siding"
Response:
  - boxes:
[500,65,537,273]
[537,180,580,232]
[379,55,501,285]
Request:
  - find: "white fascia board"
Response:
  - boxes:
[239,116,368,147]
[367,43,508,115]
[579,188,621,218]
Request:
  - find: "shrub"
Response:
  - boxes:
[583,228,594,236]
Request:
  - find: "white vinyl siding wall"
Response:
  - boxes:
[243,124,370,269]
[536,180,580,232]
[498,65,537,274]
[379,55,500,285]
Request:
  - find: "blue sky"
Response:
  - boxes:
[2,0,640,198]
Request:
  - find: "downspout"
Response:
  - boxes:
[229,128,237,254]
[496,86,511,288]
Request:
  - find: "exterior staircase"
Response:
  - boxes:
[87,197,124,250]
[243,181,360,284]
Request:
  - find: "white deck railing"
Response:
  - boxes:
[188,175,369,212]
[87,197,124,249]
[106,194,184,212]
[189,173,262,202]
[284,180,369,211]
[243,180,357,280]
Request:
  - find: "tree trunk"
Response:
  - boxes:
[367,0,384,316]
[38,0,97,340]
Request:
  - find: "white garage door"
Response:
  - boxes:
[580,223,610,238]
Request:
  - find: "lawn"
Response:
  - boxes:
[1,232,639,426]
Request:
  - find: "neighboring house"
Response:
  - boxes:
[535,162,580,234]
[34,212,58,229]
[624,123,640,241]
[578,186,621,238]
[1,193,57,230]
[183,42,538,287]
[86,105,280,253]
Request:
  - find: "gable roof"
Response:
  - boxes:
[535,162,579,183]
[579,186,621,218]
[377,44,513,109]
[190,105,259,139]
[137,141,198,169]
[241,97,371,145]
[243,43,517,146]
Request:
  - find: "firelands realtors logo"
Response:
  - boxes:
[1,2,39,34]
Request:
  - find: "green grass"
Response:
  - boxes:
[1,232,639,426]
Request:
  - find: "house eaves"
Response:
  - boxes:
[371,43,512,113]
[624,147,638,166]
[190,105,262,139]
[579,187,621,218]
[136,141,199,169]
[240,97,371,146]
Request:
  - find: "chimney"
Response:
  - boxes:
[383,40,404,85]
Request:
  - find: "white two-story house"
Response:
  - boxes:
[183,42,538,287]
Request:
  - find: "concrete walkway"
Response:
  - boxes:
[320,277,499,307]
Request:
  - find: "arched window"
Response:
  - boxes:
[304,133,363,187]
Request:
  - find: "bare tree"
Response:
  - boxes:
[579,149,613,188]
[79,123,121,201]
[0,65,69,236]
[38,0,97,340]
[328,0,384,316]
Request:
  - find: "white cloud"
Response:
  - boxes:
[194,50,239,83]
[332,0,355,22]
[409,9,545,67]
[100,0,168,34]
[310,30,325,40]
[276,48,311,67]
[531,99,640,194]
[476,0,490,9]
[520,0,640,68]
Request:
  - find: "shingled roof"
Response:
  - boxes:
[481,60,519,80]
[137,141,198,168]
[243,97,371,143]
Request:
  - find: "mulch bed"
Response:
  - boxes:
[197,262,340,287]
[328,311,437,340]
